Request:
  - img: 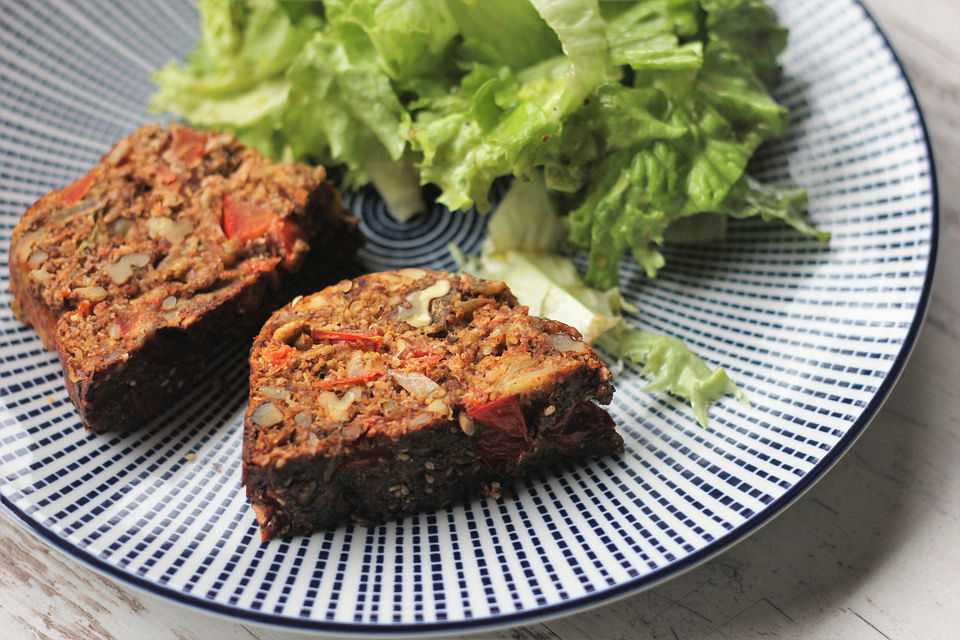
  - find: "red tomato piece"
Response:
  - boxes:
[264,344,296,372]
[222,196,275,242]
[60,170,97,206]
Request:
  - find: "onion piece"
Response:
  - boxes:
[547,333,587,352]
[392,371,440,397]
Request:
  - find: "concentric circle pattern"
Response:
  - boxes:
[0,0,936,634]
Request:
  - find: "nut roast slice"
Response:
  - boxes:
[8,124,360,432]
[243,269,622,539]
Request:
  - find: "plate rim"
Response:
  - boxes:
[0,0,940,635]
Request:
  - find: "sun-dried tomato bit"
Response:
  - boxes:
[312,371,385,389]
[60,170,97,206]
[468,394,533,471]
[170,127,207,163]
[468,394,527,436]
[272,216,307,270]
[406,353,443,369]
[263,344,296,372]
[311,329,384,351]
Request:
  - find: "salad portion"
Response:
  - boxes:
[153,0,825,424]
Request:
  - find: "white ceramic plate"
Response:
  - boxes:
[0,0,937,634]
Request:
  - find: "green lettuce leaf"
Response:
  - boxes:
[718,175,830,241]
[565,6,820,289]
[529,0,611,112]
[151,0,320,155]
[322,0,459,82]
[447,0,562,70]
[598,323,748,426]
[701,0,789,87]
[411,0,613,213]
[153,0,825,283]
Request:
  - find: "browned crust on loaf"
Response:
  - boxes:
[8,124,361,432]
[243,269,621,539]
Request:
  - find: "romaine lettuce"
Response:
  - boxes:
[153,1,823,277]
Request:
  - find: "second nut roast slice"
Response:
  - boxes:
[243,269,622,539]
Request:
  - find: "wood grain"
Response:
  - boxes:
[2,1,958,638]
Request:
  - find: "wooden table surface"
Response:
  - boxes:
[2,1,957,638]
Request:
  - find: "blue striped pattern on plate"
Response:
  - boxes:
[0,0,937,634]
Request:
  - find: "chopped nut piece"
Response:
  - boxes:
[75,286,108,302]
[147,216,193,244]
[103,252,150,284]
[30,269,53,283]
[161,295,178,310]
[396,279,450,327]
[317,387,361,422]
[112,219,132,236]
[259,386,291,401]
[425,398,450,415]
[251,402,283,427]
[458,412,476,436]
[397,268,427,280]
